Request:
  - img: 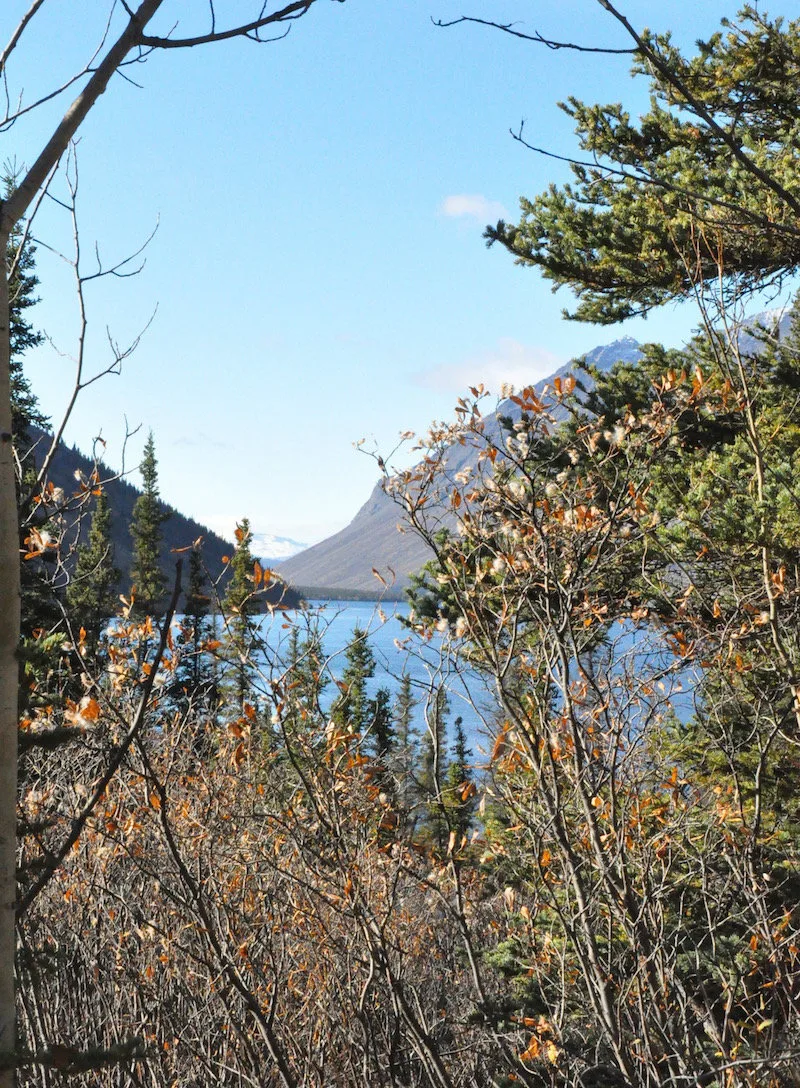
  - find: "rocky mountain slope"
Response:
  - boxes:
[279,338,643,598]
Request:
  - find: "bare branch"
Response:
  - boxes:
[433,15,634,55]
[1,0,165,232]
[0,0,48,78]
[442,4,800,236]
[16,560,183,918]
[25,149,158,499]
[139,0,321,49]
[6,156,61,285]
[84,215,159,283]
[0,5,116,132]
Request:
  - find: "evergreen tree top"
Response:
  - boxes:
[487,6,800,324]
[5,174,47,444]
[130,432,167,617]
[139,431,161,499]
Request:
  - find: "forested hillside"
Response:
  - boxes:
[29,426,300,610]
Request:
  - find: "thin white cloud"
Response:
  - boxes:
[416,338,565,395]
[440,193,509,222]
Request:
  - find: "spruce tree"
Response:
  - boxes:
[180,548,211,695]
[5,187,62,710]
[66,491,118,658]
[176,547,217,752]
[392,672,419,820]
[369,686,394,760]
[332,625,375,736]
[129,431,167,617]
[221,518,259,715]
[441,716,475,839]
[7,217,46,453]
[487,9,800,324]
[286,624,328,713]
[280,623,330,757]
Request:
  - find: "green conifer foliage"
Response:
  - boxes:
[487,7,800,324]
[284,623,328,729]
[180,548,211,693]
[4,174,46,457]
[8,264,46,451]
[441,716,475,839]
[369,686,394,760]
[129,432,167,618]
[66,491,118,657]
[332,625,375,736]
[221,518,259,715]
[175,547,217,753]
[391,672,419,819]
[5,188,62,710]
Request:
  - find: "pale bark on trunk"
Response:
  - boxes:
[0,7,166,1080]
[0,3,327,1078]
[0,229,18,1087]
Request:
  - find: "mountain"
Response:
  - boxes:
[251,532,308,565]
[27,428,301,610]
[279,337,643,599]
[737,307,793,354]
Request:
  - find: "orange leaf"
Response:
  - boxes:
[519,1037,541,1062]
[80,697,101,722]
[490,728,508,764]
[691,365,704,397]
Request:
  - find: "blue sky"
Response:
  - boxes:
[7,0,775,546]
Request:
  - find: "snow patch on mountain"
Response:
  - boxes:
[251,532,308,564]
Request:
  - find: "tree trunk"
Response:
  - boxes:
[0,8,166,1079]
[0,229,18,1086]
[0,5,326,1079]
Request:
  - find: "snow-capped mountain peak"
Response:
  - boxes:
[251,532,307,564]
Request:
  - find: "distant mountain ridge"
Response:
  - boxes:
[252,531,307,565]
[279,337,644,598]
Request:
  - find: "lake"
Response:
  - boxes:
[254,599,499,760]
[248,603,695,766]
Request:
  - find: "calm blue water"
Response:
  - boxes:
[254,600,498,759]
[249,604,696,763]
